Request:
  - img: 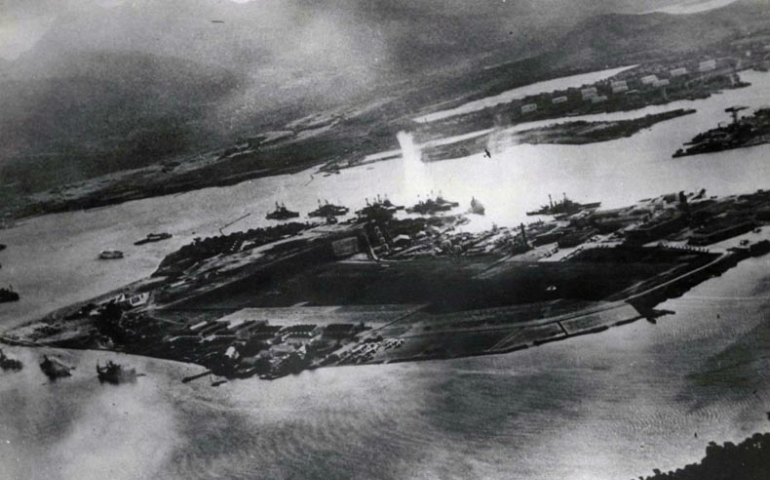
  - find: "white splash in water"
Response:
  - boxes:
[397,131,431,200]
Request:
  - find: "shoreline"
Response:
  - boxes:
[421,109,696,163]
[7,188,770,382]
[4,60,765,223]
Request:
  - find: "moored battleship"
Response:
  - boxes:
[0,286,19,303]
[406,194,459,215]
[96,360,139,384]
[266,202,300,220]
[526,194,600,217]
[99,250,124,260]
[0,349,22,371]
[39,355,72,380]
[308,200,349,218]
[134,232,173,245]
[356,195,404,221]
[673,106,770,158]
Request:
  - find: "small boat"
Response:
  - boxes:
[40,355,72,380]
[97,360,138,384]
[266,202,300,220]
[134,232,173,245]
[0,287,19,303]
[469,197,485,215]
[99,250,124,260]
[0,349,22,371]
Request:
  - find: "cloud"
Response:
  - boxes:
[0,15,55,60]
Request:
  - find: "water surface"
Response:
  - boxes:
[2,67,770,480]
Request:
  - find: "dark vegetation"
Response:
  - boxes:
[635,432,770,480]
[514,109,697,145]
[198,246,708,314]
[1,52,239,192]
[154,222,314,276]
[421,109,696,162]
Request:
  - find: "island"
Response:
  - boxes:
[5,188,770,382]
[421,109,696,163]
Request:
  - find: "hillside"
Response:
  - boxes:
[2,0,770,206]
[0,52,240,191]
[552,0,770,65]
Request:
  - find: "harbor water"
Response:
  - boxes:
[1,256,769,480]
[2,68,770,480]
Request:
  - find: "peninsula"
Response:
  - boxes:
[5,188,770,382]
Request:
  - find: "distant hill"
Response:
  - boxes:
[552,0,770,66]
[2,0,769,195]
[0,0,586,192]
[0,51,240,191]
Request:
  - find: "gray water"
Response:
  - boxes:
[2,69,770,480]
[413,65,636,123]
[4,70,770,327]
[1,256,769,480]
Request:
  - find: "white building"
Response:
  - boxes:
[612,85,629,94]
[551,96,568,105]
[699,60,717,72]
[581,87,598,99]
[126,292,149,309]
[190,321,209,332]
[641,75,658,85]
[670,67,688,77]
[224,346,240,361]
[521,103,538,114]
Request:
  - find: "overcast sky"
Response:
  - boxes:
[0,0,740,62]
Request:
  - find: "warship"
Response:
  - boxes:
[406,194,459,215]
[356,195,404,222]
[99,250,124,260]
[673,106,770,158]
[134,232,173,245]
[96,360,139,384]
[266,202,300,220]
[526,194,600,217]
[0,286,19,303]
[0,349,22,371]
[39,355,72,380]
[308,200,349,218]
